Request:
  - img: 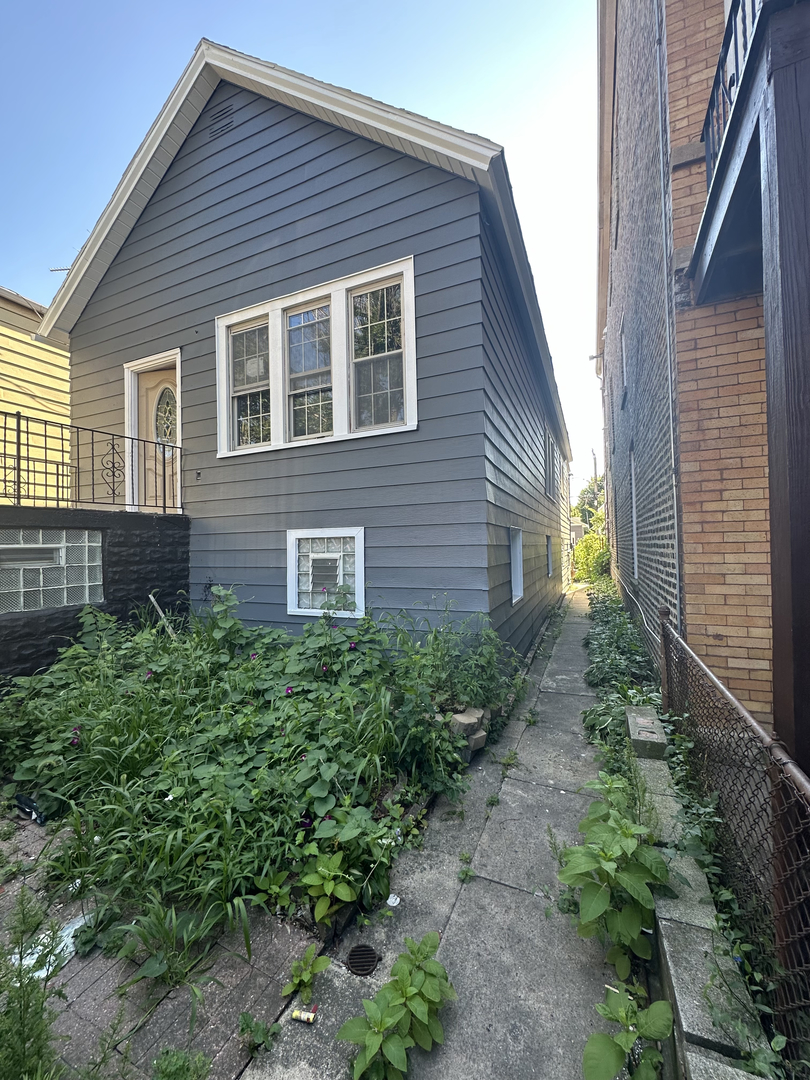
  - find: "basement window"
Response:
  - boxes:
[0,528,103,614]
[286,527,364,617]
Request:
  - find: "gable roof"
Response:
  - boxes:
[40,39,570,458]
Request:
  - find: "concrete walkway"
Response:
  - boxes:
[248,588,611,1080]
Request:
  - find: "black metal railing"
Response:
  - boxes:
[660,607,810,1068]
[0,411,181,513]
[703,0,764,188]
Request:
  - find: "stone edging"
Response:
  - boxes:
[626,707,768,1080]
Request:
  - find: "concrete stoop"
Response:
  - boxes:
[630,712,766,1080]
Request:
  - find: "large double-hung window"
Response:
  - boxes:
[216,258,415,455]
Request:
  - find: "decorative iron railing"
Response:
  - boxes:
[703,0,764,189]
[0,411,181,513]
[659,607,810,1068]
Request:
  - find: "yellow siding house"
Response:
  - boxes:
[1,286,70,504]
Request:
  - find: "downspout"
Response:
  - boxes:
[653,0,683,633]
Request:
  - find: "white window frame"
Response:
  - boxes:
[123,348,182,511]
[216,258,416,457]
[546,534,553,577]
[620,313,627,389]
[286,526,365,618]
[509,527,524,605]
[544,431,557,500]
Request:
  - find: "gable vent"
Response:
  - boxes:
[209,103,234,140]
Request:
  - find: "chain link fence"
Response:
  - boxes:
[660,610,810,1069]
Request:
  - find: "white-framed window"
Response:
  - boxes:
[620,313,627,388]
[546,534,553,577]
[286,527,365,617]
[510,527,524,605]
[544,431,557,500]
[216,258,416,456]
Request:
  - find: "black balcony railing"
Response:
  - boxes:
[0,411,181,513]
[703,0,764,188]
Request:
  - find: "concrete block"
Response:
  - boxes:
[626,706,667,759]
[449,716,478,737]
[450,708,483,737]
[467,728,487,753]
[657,918,762,1059]
[648,792,683,846]
[480,707,492,732]
[637,758,678,798]
[656,855,717,931]
[684,1047,753,1080]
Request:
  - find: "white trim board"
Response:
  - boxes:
[123,348,182,510]
[39,40,571,461]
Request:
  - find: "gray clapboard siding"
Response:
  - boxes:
[69,77,566,647]
[479,220,565,653]
[70,80,493,629]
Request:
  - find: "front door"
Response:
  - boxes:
[135,367,179,511]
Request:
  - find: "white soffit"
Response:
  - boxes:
[40,40,500,339]
[40,39,570,459]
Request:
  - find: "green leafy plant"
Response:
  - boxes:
[150,1048,210,1080]
[116,894,220,988]
[300,851,358,925]
[557,774,668,980]
[238,1011,281,1056]
[337,931,456,1079]
[0,887,67,1080]
[583,983,672,1080]
[282,942,331,1005]
[485,793,500,808]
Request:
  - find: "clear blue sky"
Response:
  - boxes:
[1,0,602,495]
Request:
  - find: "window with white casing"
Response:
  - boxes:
[547,534,553,577]
[545,431,558,500]
[216,258,416,456]
[510,528,524,605]
[0,528,103,614]
[287,527,365,617]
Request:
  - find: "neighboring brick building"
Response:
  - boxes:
[598,0,810,761]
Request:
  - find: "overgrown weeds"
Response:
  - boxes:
[0,589,519,951]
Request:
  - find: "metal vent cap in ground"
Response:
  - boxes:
[346,944,380,976]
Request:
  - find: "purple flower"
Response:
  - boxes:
[145,671,152,679]
[300,753,307,760]
[332,624,337,628]
[70,738,79,747]
[349,642,357,650]
[250,652,257,660]
[322,587,327,593]
[285,687,293,695]
[72,727,80,733]
[322,665,328,673]
[299,815,313,829]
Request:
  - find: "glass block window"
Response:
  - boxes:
[231,323,271,447]
[352,283,404,429]
[0,528,103,614]
[287,528,364,617]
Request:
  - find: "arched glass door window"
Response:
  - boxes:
[155,387,177,446]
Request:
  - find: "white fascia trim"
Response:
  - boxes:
[286,526,365,618]
[40,40,500,339]
[40,49,213,339]
[203,42,501,172]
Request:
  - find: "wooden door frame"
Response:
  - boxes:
[123,349,182,511]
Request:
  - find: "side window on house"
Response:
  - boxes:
[544,431,558,500]
[231,322,270,446]
[287,527,364,617]
[217,258,415,455]
[510,527,524,604]
[546,534,553,577]
[620,314,627,390]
